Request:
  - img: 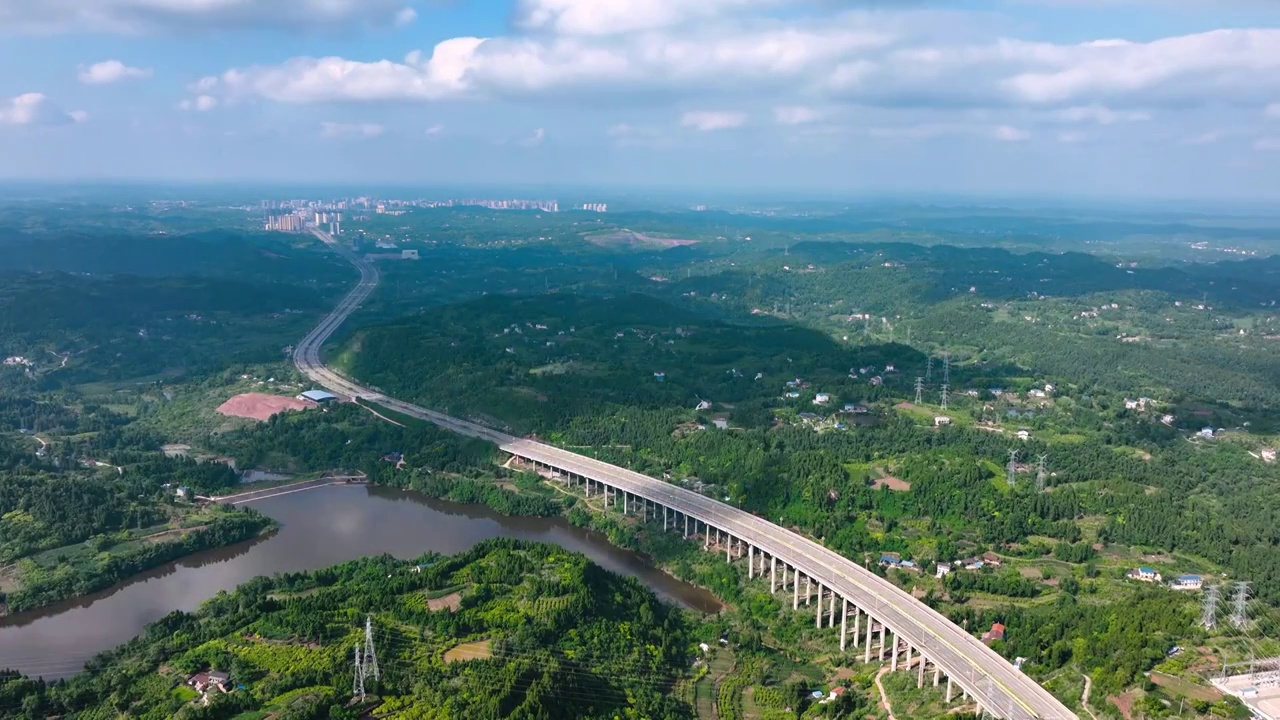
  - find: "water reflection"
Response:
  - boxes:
[0,484,722,680]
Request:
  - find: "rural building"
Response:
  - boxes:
[695,400,712,411]
[188,670,231,694]
[299,390,338,403]
[1127,567,1162,583]
[982,623,1006,644]
[813,393,832,405]
[934,416,952,426]
[936,562,953,578]
[1017,430,1031,441]
[1171,574,1204,591]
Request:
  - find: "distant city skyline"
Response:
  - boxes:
[3,0,1280,199]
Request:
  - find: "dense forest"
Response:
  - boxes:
[339,291,1280,605]
[1,541,700,720]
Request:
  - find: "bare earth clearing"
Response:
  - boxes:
[871,475,912,491]
[443,639,492,664]
[216,393,313,422]
[426,592,462,612]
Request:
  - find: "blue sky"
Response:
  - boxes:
[3,0,1280,200]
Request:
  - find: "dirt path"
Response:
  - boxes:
[875,666,898,720]
[1081,673,1100,720]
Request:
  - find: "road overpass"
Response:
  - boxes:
[294,228,1079,720]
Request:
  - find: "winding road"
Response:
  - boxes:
[293,228,1078,720]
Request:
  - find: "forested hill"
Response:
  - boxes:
[1,540,697,720]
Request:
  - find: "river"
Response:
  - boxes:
[0,484,723,680]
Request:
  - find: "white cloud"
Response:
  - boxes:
[77,59,152,84]
[999,29,1280,106]
[0,92,84,126]
[521,127,546,146]
[993,125,1030,141]
[1266,103,1280,119]
[179,94,218,111]
[1052,105,1149,124]
[1058,130,1086,143]
[319,122,385,139]
[1256,136,1280,151]
[0,0,419,33]
[193,39,484,104]
[1182,130,1224,145]
[681,110,747,131]
[514,0,775,36]
[189,21,890,106]
[394,7,417,27]
[425,123,445,137]
[774,105,820,125]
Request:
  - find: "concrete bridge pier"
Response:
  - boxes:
[946,677,954,703]
[815,584,824,627]
[839,598,849,651]
[917,651,926,688]
[793,572,800,610]
[828,591,836,627]
[770,556,777,593]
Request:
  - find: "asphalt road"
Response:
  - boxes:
[293,228,1078,720]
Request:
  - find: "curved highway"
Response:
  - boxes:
[294,228,1077,720]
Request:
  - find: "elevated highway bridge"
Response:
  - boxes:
[295,228,1078,720]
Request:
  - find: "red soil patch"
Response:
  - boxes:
[217,393,312,422]
[872,475,911,491]
[1109,691,1136,720]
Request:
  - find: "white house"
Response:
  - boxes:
[934,416,952,427]
[936,562,953,579]
[1171,575,1204,591]
[813,393,832,406]
[695,400,712,411]
[1016,430,1031,441]
[1127,567,1162,583]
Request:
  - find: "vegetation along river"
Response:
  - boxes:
[0,484,723,680]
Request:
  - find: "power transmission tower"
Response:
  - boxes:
[942,351,951,385]
[362,615,380,683]
[1231,582,1251,629]
[1036,454,1048,493]
[1201,584,1220,630]
[1007,449,1019,487]
[941,384,950,411]
[925,356,933,381]
[352,644,364,700]
[915,377,924,405]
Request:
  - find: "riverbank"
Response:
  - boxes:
[0,484,722,679]
[0,508,275,617]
